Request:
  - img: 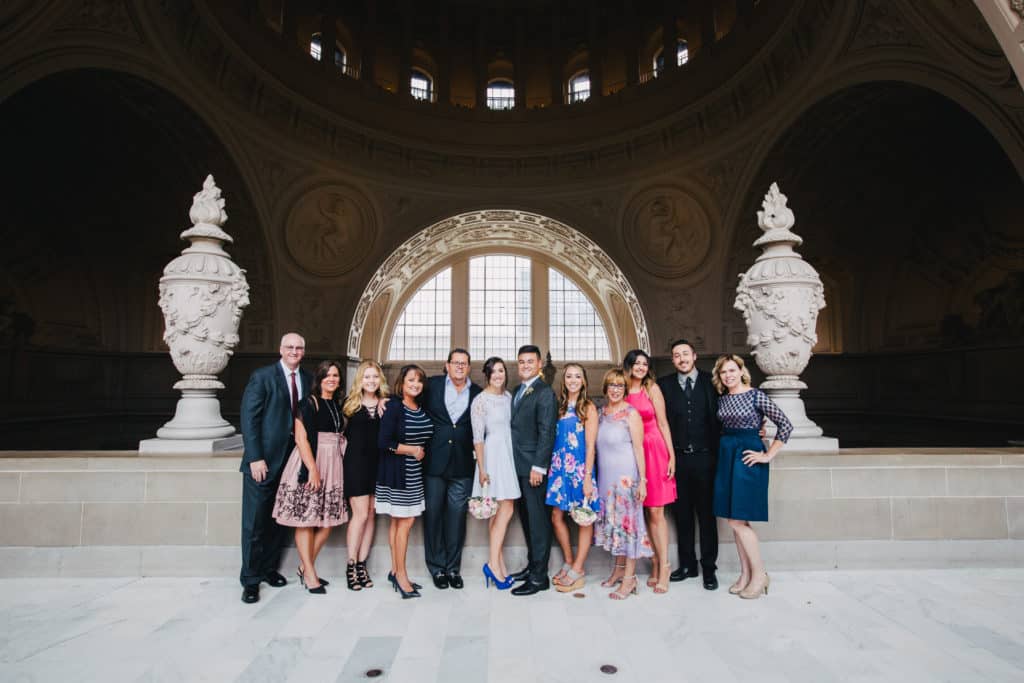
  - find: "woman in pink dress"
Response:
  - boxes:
[623,350,677,594]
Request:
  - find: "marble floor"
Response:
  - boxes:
[1,569,1023,683]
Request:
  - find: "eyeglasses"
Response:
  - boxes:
[282,345,305,352]
[448,361,468,367]
[607,383,626,389]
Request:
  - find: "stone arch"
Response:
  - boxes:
[347,210,650,363]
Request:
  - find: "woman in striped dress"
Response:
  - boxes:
[376,364,433,599]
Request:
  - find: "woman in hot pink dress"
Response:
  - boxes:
[623,350,677,594]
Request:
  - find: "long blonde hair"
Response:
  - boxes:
[558,363,593,419]
[343,359,389,417]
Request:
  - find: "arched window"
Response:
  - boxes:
[387,268,451,360]
[486,80,515,110]
[653,40,689,76]
[385,255,611,362]
[410,69,434,102]
[568,71,591,104]
[309,32,347,70]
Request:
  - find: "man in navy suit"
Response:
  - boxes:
[421,348,482,589]
[238,332,313,603]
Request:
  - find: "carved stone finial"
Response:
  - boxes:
[182,174,233,243]
[757,182,795,232]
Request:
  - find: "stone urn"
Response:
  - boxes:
[734,183,838,451]
[140,175,250,453]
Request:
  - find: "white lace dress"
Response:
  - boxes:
[470,391,521,501]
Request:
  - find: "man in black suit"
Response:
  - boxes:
[508,345,558,596]
[421,348,482,589]
[657,338,721,590]
[238,332,313,603]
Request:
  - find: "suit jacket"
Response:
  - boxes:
[656,369,721,459]
[421,375,482,479]
[239,363,313,477]
[509,378,558,477]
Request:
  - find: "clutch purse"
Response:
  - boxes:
[468,483,498,520]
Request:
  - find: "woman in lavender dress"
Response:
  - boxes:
[711,354,793,600]
[593,368,653,600]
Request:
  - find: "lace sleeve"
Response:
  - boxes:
[471,394,487,444]
[754,389,793,443]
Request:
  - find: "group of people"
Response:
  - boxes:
[237,333,793,604]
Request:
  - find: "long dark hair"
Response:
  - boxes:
[622,349,655,393]
[558,363,593,419]
[313,360,343,406]
[482,356,507,389]
[393,364,427,405]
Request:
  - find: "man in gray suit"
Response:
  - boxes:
[508,344,558,596]
[238,332,313,603]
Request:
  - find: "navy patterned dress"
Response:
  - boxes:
[712,388,793,522]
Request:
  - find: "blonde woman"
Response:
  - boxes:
[545,363,599,592]
[341,359,388,591]
[593,368,652,600]
[711,354,792,600]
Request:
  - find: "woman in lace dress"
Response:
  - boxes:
[272,360,348,595]
[711,354,793,600]
[471,357,520,589]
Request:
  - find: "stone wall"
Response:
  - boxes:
[0,449,1020,576]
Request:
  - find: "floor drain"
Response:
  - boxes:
[365,669,383,678]
[600,664,618,674]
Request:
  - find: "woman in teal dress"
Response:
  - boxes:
[545,363,599,593]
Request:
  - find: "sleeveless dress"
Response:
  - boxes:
[342,404,380,498]
[470,391,521,500]
[713,388,793,522]
[273,397,348,527]
[375,405,431,518]
[545,403,599,513]
[625,389,677,507]
[593,405,653,559]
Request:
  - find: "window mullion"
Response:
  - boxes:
[451,260,469,351]
[532,261,549,358]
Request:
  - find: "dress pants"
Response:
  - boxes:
[424,474,473,576]
[240,469,287,587]
[672,450,718,573]
[516,473,553,583]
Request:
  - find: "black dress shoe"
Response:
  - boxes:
[432,572,450,589]
[703,572,719,591]
[262,570,287,587]
[508,567,531,582]
[241,585,260,603]
[669,567,699,582]
[447,572,464,590]
[511,579,550,596]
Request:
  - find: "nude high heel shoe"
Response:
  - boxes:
[739,572,769,599]
[728,575,750,595]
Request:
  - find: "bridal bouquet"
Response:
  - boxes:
[569,500,597,527]
[468,484,498,520]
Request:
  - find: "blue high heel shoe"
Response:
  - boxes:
[483,563,514,590]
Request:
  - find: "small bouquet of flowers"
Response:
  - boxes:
[468,483,498,520]
[569,499,598,527]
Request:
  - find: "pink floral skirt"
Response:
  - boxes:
[273,433,348,528]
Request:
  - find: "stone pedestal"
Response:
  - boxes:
[139,175,250,456]
[735,183,838,452]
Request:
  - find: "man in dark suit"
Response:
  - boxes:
[508,344,558,596]
[421,348,482,589]
[238,332,313,603]
[657,338,721,590]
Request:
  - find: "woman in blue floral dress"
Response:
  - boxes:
[545,363,598,592]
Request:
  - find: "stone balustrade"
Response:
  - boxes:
[0,449,1021,577]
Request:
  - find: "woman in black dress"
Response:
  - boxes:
[376,364,432,599]
[341,359,388,590]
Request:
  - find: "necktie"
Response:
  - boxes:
[290,371,299,418]
[514,384,526,406]
[684,376,693,400]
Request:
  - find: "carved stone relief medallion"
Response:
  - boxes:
[623,187,712,279]
[285,185,374,277]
